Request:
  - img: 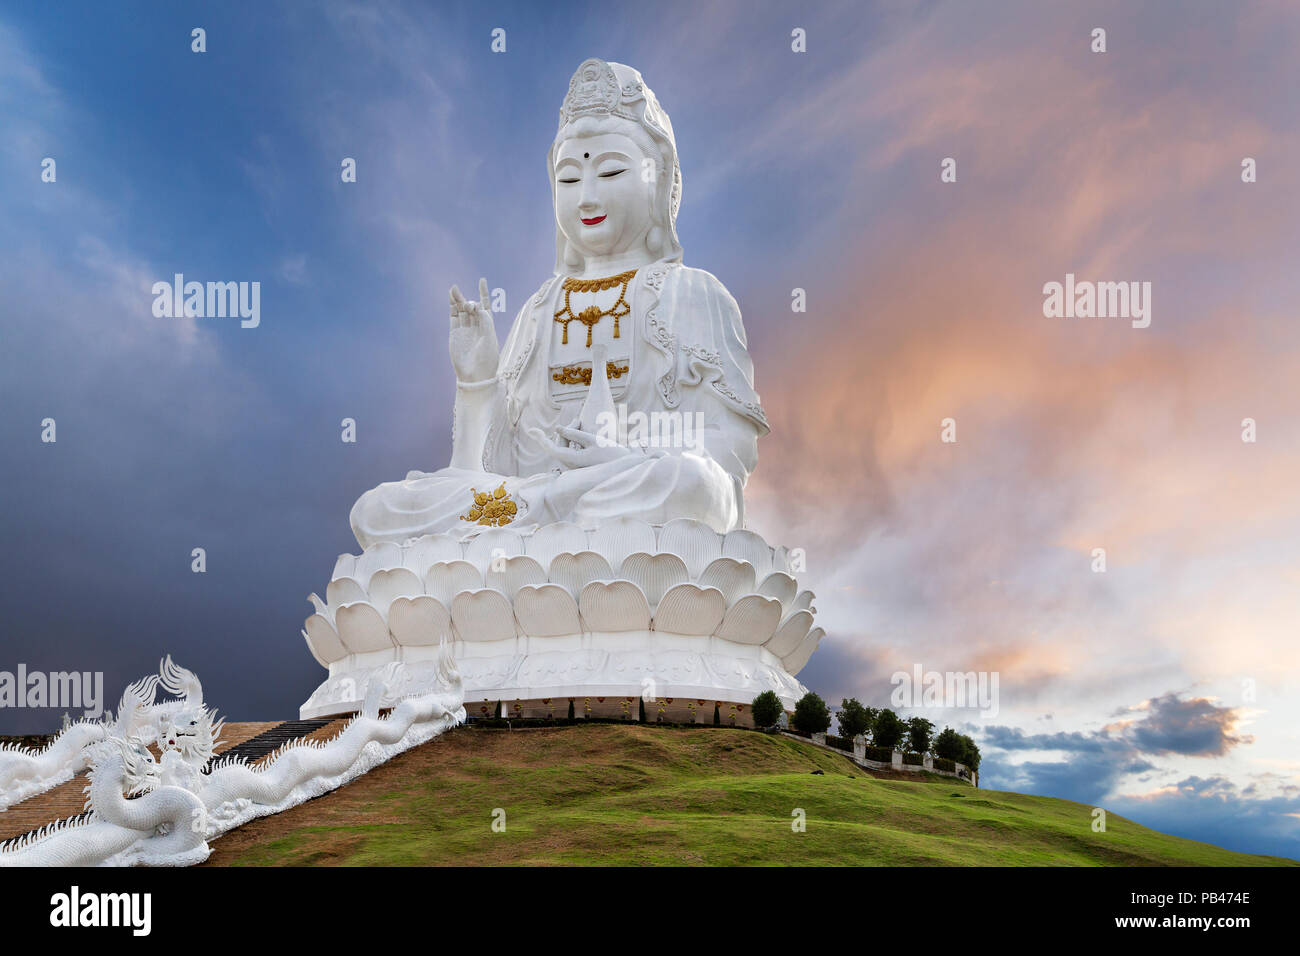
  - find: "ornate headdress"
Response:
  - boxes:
[548,58,683,273]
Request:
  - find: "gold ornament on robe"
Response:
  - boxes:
[460,483,518,526]
[554,269,636,346]
[552,361,630,385]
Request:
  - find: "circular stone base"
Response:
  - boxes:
[300,632,806,720]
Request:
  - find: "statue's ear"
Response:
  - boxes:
[645,225,665,257]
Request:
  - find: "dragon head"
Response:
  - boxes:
[159,706,222,764]
[86,736,161,799]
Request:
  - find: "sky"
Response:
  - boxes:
[1,0,1298,860]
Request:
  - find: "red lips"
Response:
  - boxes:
[581,215,607,225]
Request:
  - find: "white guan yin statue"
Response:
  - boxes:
[300,58,824,723]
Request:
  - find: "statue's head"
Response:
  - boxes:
[549,59,683,272]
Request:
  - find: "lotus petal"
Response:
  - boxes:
[513,584,583,637]
[302,629,329,668]
[722,529,773,580]
[782,626,824,676]
[578,580,651,632]
[766,609,813,658]
[451,589,518,642]
[401,534,463,576]
[485,555,547,600]
[524,522,589,570]
[326,576,367,609]
[548,551,613,597]
[698,558,756,607]
[587,516,656,572]
[714,594,782,645]
[354,542,403,588]
[758,571,798,609]
[367,567,424,615]
[308,592,330,620]
[619,552,689,608]
[790,590,815,615]
[331,553,358,582]
[464,526,524,569]
[657,518,722,578]
[423,560,483,607]
[335,602,395,654]
[653,583,725,636]
[304,613,348,663]
[388,595,453,647]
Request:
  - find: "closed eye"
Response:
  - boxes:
[598,168,627,178]
[558,177,579,184]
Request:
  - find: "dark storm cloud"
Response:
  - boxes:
[1124,693,1254,757]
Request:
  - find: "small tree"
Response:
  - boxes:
[567,698,575,721]
[906,716,935,754]
[933,728,981,772]
[638,697,646,723]
[495,700,503,719]
[837,697,871,739]
[933,727,964,760]
[791,692,831,734]
[872,708,906,750]
[751,691,783,729]
[713,702,721,726]
[862,706,880,743]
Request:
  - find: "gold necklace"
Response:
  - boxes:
[554,268,636,347]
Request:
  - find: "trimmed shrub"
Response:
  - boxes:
[902,752,923,766]
[933,757,956,772]
[713,702,720,726]
[824,734,853,752]
[567,699,575,720]
[750,690,783,729]
[865,745,893,763]
[638,697,646,723]
[791,692,831,734]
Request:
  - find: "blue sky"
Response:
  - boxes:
[3,1,1299,861]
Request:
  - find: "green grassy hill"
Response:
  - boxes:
[206,723,1292,866]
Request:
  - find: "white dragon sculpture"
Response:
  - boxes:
[0,655,214,810]
[0,650,464,867]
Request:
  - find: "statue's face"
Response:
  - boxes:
[554,131,655,262]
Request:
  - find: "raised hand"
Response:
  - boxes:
[448,277,500,383]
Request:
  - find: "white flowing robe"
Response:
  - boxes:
[349,260,769,549]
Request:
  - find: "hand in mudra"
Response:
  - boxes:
[449,278,500,383]
[543,425,637,469]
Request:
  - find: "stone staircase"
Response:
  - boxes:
[203,718,339,770]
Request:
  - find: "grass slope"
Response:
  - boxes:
[206,724,1291,866]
